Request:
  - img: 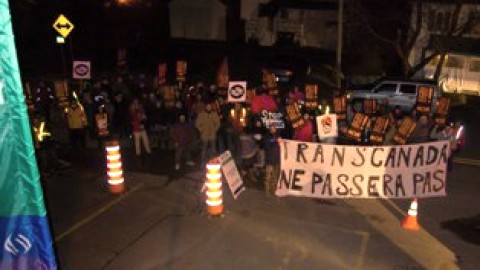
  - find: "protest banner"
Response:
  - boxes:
[316,114,338,140]
[276,139,448,199]
[218,150,245,199]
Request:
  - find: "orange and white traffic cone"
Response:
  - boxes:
[402,198,420,231]
[105,140,125,194]
[205,158,223,216]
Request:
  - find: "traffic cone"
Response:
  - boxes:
[105,140,125,194]
[402,198,420,231]
[205,158,223,216]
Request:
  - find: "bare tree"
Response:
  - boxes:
[351,0,475,79]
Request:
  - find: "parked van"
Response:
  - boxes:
[424,53,480,96]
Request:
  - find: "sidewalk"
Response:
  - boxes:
[52,172,460,270]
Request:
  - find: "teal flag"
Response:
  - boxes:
[0,0,57,268]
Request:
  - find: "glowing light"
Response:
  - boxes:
[456,126,464,140]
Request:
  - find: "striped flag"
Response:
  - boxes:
[0,1,57,269]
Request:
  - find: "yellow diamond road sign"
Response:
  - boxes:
[53,14,74,38]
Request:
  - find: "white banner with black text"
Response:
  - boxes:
[276,139,449,199]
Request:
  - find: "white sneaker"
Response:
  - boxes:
[175,163,180,170]
[186,161,195,166]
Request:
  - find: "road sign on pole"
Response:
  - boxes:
[53,14,74,38]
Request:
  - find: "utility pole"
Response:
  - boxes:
[336,0,344,89]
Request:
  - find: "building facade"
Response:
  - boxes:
[410,1,480,94]
[242,0,338,50]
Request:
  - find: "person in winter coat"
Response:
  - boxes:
[170,114,196,170]
[195,104,220,165]
[130,98,151,156]
[264,126,281,196]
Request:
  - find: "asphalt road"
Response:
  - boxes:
[42,105,480,270]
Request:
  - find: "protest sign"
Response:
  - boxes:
[363,99,378,115]
[276,139,448,199]
[346,113,369,142]
[217,57,229,88]
[285,102,305,129]
[228,81,247,102]
[73,61,91,79]
[416,86,434,115]
[158,63,167,86]
[316,114,338,140]
[176,60,187,82]
[434,97,450,125]
[305,84,318,110]
[393,117,416,145]
[218,150,245,199]
[369,116,390,145]
[261,109,285,128]
[333,96,347,121]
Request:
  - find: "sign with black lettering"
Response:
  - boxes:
[218,150,245,199]
[276,139,448,199]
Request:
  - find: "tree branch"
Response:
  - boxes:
[405,0,423,57]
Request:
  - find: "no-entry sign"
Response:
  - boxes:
[73,61,91,79]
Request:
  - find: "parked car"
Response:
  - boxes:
[347,78,441,112]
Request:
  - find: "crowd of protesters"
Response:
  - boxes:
[27,72,463,194]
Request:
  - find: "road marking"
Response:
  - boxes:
[354,231,370,270]
[54,184,144,242]
[346,199,459,270]
[453,157,480,167]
